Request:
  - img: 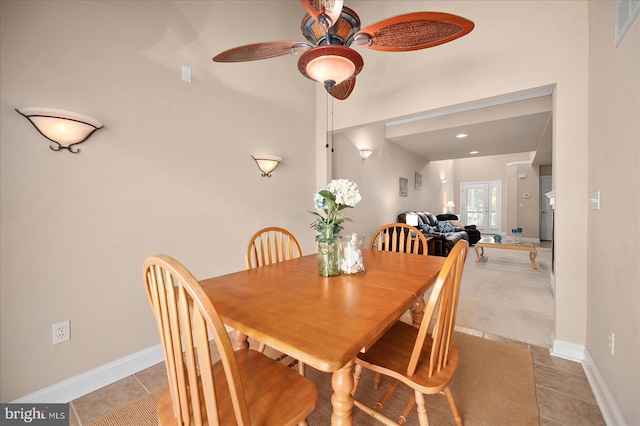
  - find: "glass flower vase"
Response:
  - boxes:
[318,239,341,277]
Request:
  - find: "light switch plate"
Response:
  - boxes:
[182,65,192,83]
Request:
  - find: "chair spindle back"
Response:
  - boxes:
[247,227,302,269]
[407,240,468,377]
[370,223,429,255]
[143,255,251,425]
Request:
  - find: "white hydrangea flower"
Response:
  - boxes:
[325,179,361,207]
[311,179,361,242]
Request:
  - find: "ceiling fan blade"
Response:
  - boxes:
[299,0,344,28]
[213,41,306,62]
[354,12,474,52]
[326,76,356,100]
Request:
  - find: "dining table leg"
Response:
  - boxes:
[410,294,426,328]
[231,330,249,350]
[331,360,354,426]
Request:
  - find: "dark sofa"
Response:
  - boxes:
[397,211,469,257]
[436,213,482,246]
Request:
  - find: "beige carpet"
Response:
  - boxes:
[457,246,555,347]
[87,332,538,426]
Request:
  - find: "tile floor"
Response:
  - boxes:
[69,240,605,425]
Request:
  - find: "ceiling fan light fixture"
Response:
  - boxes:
[298,45,363,91]
[307,55,354,88]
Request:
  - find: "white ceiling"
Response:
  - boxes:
[382,91,553,165]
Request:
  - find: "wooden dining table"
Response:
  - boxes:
[199,249,446,425]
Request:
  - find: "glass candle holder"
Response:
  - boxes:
[340,233,365,274]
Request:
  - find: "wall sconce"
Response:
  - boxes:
[359,148,373,160]
[446,201,456,213]
[16,107,103,153]
[252,155,282,177]
[441,178,447,184]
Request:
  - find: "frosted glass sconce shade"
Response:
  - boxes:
[252,155,282,177]
[359,148,373,159]
[16,107,103,153]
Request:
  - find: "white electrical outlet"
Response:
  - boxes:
[53,320,70,345]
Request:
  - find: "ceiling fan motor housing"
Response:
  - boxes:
[301,6,361,47]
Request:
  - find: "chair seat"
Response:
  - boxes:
[357,321,459,395]
[158,348,317,426]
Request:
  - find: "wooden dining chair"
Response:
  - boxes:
[352,240,469,426]
[246,226,302,269]
[370,223,429,256]
[246,227,306,375]
[143,255,317,426]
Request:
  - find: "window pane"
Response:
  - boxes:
[466,212,484,227]
[491,187,497,211]
[467,188,484,212]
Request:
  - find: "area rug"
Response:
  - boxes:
[86,386,164,426]
[87,332,538,426]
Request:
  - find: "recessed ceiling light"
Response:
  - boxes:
[456,133,468,138]
[470,151,479,155]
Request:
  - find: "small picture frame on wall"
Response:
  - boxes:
[415,172,422,190]
[399,177,408,197]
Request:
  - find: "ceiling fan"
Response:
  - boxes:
[213,0,474,100]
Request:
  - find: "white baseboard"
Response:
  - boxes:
[583,348,628,425]
[11,344,165,403]
[551,337,585,362]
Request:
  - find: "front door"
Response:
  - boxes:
[461,181,501,234]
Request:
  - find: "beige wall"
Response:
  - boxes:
[587,2,640,424]
[330,128,429,241]
[424,159,455,215]
[1,2,637,423]
[448,153,540,238]
[514,162,541,239]
[0,1,317,401]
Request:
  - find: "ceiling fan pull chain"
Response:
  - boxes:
[331,96,334,153]
[326,91,330,149]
